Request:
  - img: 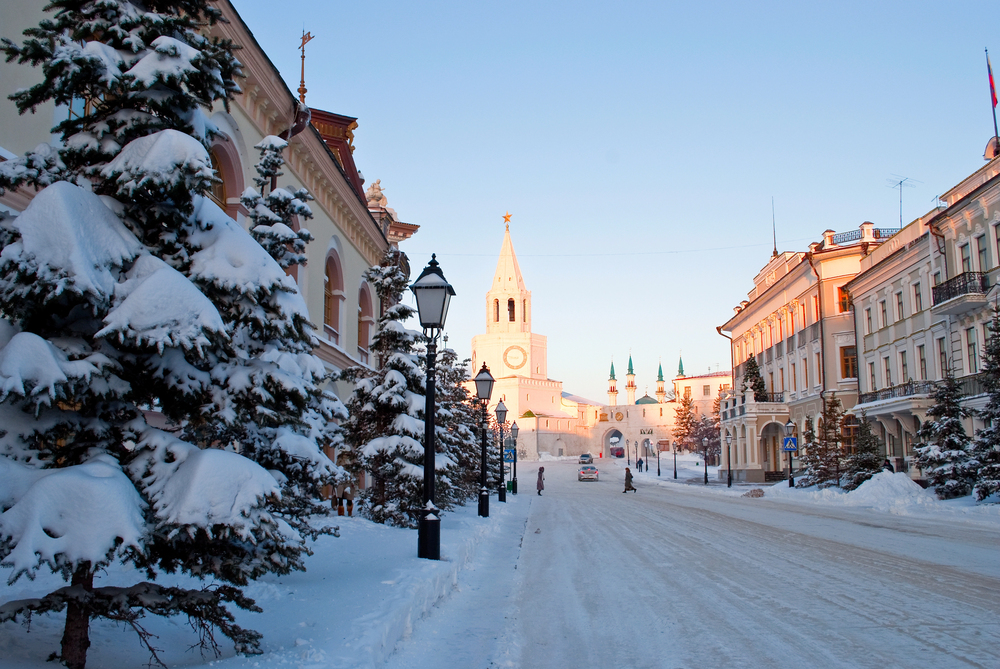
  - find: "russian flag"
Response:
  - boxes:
[990,52,998,108]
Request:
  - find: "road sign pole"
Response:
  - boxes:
[788,449,795,488]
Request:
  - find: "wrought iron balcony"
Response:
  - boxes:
[932,272,988,313]
[858,380,936,405]
[858,373,987,405]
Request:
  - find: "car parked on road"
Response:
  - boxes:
[579,453,593,464]
[578,465,599,481]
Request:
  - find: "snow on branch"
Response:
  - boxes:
[97,255,226,355]
[0,455,146,584]
[0,181,142,301]
[128,427,279,539]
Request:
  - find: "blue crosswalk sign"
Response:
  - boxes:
[503,449,516,463]
[783,437,798,452]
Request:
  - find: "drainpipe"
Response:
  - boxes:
[805,251,827,401]
[716,326,734,381]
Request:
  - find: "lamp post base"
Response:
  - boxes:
[418,516,440,560]
[478,489,490,517]
[498,484,506,502]
[512,477,518,494]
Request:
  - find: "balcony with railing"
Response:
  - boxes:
[858,373,987,405]
[931,272,988,315]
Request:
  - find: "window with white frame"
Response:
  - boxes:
[917,344,927,380]
[967,327,979,374]
[913,282,922,313]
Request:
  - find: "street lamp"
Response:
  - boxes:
[784,419,796,488]
[510,421,519,494]
[656,441,661,477]
[473,363,495,518]
[410,254,455,560]
[626,439,631,466]
[672,440,677,479]
[725,432,733,488]
[495,399,507,503]
[702,437,709,485]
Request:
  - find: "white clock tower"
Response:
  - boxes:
[470,215,559,425]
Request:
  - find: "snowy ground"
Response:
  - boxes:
[2,455,998,669]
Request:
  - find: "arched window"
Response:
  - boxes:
[358,283,374,365]
[324,251,344,344]
[207,136,245,219]
[208,151,227,210]
[494,299,499,322]
[508,298,515,322]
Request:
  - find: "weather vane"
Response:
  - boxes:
[298,30,315,104]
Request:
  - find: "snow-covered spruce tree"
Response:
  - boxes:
[690,415,721,465]
[672,392,696,451]
[843,410,883,491]
[742,356,768,402]
[0,3,326,667]
[343,249,454,527]
[240,136,315,270]
[971,307,1000,501]
[915,370,977,499]
[426,346,480,504]
[797,393,845,488]
[172,135,347,540]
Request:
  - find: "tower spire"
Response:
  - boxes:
[608,358,618,406]
[771,196,778,258]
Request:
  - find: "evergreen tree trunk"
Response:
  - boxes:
[61,566,94,669]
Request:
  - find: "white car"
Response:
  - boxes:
[578,466,599,481]
[579,453,594,464]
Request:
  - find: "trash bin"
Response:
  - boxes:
[506,481,512,492]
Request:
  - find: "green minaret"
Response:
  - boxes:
[628,355,634,375]
[657,362,664,382]
[609,361,616,380]
[677,355,685,377]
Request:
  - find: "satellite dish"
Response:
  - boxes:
[986,136,1000,161]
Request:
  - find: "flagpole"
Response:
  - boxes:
[989,48,999,152]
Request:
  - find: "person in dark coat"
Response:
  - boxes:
[637,458,644,472]
[537,467,545,495]
[883,459,895,473]
[624,467,636,492]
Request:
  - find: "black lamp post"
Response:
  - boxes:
[725,432,733,488]
[495,399,507,503]
[474,363,495,518]
[785,419,796,488]
[702,437,709,485]
[511,421,519,494]
[656,442,661,476]
[672,440,677,479]
[410,254,455,561]
[626,439,631,466]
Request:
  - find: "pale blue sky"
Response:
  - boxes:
[234,0,999,402]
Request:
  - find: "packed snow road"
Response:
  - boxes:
[387,460,1000,669]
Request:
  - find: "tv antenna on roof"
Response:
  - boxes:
[886,175,920,227]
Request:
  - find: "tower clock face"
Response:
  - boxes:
[503,345,527,370]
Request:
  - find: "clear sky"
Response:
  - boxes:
[233,0,1000,403]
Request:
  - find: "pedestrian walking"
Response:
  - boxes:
[637,458,644,472]
[537,467,545,495]
[623,467,636,493]
[883,458,895,473]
